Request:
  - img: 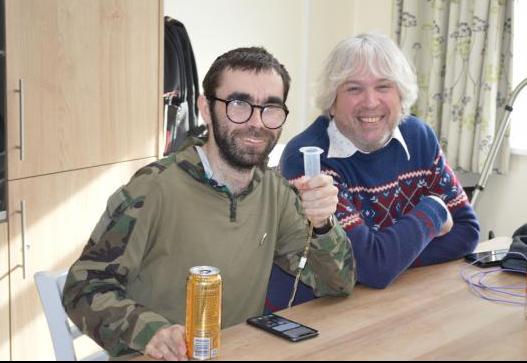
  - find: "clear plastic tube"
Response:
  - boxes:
[299,146,323,177]
[288,146,324,309]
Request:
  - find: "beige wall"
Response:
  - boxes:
[164,0,394,143]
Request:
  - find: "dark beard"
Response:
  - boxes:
[210,110,280,171]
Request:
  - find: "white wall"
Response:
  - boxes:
[164,0,393,143]
[471,154,527,239]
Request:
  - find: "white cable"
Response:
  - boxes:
[460,251,527,308]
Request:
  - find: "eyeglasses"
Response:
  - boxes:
[210,96,289,130]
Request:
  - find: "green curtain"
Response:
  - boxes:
[393,0,513,174]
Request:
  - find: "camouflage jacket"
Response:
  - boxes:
[62,144,356,357]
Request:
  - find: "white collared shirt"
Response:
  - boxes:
[326,120,411,161]
[195,145,215,179]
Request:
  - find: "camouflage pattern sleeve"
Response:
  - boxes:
[274,185,357,297]
[62,172,171,357]
[299,223,356,296]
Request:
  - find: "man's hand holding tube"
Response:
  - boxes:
[290,174,338,229]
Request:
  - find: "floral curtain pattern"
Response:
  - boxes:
[393,0,513,174]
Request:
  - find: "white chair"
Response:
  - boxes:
[34,271,109,361]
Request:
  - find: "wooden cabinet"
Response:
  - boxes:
[5,0,163,180]
[7,159,155,360]
[2,0,164,359]
[0,222,9,361]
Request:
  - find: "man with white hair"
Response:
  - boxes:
[266,33,479,309]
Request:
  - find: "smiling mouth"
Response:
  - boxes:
[358,116,383,123]
[241,137,269,148]
[244,137,265,144]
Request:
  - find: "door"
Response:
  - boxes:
[4,0,163,180]
[7,157,155,360]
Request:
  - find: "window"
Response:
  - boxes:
[510,0,527,154]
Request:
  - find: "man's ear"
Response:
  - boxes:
[329,101,336,118]
[198,95,211,126]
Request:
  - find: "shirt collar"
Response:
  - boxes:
[194,146,262,192]
[195,145,215,179]
[327,119,411,160]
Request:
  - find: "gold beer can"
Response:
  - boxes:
[185,266,222,360]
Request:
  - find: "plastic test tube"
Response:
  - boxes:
[299,146,323,177]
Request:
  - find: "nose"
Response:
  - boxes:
[246,107,266,128]
[363,88,380,108]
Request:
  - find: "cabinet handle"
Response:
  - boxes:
[20,200,30,279]
[15,78,25,161]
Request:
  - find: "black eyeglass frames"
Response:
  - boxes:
[209,96,288,130]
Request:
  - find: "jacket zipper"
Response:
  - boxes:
[229,194,237,222]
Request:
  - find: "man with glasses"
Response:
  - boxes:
[62,47,356,360]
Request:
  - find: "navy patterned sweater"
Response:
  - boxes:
[265,116,479,311]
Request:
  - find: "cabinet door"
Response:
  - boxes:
[7,157,155,360]
[5,0,163,180]
[0,222,9,360]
